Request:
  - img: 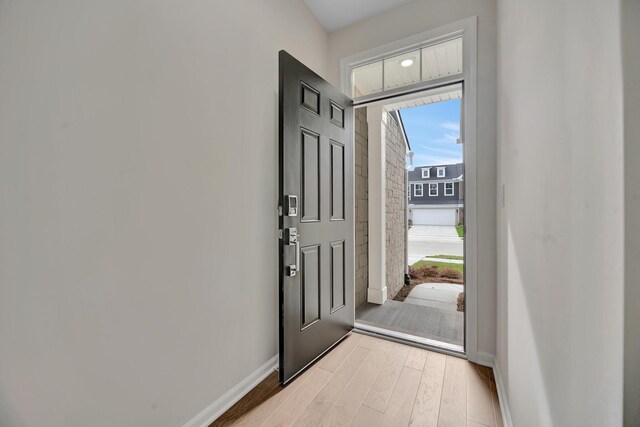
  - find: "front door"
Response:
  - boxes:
[278,51,354,384]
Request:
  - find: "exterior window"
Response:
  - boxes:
[445,182,454,196]
[437,167,446,178]
[414,183,423,197]
[429,183,438,196]
[422,168,430,178]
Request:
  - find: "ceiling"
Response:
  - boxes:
[304,0,413,32]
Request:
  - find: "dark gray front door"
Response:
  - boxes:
[278,51,354,384]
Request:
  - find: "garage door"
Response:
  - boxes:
[413,208,456,226]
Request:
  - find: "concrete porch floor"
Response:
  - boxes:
[355,298,464,346]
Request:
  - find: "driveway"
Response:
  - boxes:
[408,225,463,265]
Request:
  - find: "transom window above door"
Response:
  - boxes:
[350,37,463,99]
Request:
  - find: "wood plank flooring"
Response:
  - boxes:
[212,333,502,427]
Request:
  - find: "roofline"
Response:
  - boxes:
[414,162,463,168]
[389,110,410,151]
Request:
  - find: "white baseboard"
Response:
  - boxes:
[182,355,279,427]
[492,360,514,427]
[476,351,495,368]
[471,352,513,427]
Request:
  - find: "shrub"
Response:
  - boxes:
[440,268,461,280]
[408,266,420,279]
[418,265,439,277]
[457,292,465,312]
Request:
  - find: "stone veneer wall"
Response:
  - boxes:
[354,107,369,308]
[384,112,407,300]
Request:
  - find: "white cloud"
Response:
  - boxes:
[419,145,460,155]
[441,122,460,132]
[412,152,462,167]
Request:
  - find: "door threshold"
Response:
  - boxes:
[354,322,465,358]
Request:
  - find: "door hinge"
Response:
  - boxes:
[277,205,283,216]
[278,229,283,239]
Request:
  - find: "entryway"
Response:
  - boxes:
[212,332,504,427]
[278,16,480,387]
[352,85,465,351]
[342,17,478,358]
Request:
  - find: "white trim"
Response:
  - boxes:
[181,355,278,427]
[475,351,495,368]
[437,167,446,177]
[409,179,455,185]
[428,182,438,196]
[410,203,463,209]
[367,105,386,305]
[493,360,514,427]
[367,287,387,304]
[421,168,430,178]
[342,16,478,362]
[340,20,469,103]
[355,323,464,354]
[444,182,455,196]
[472,353,513,427]
[414,182,423,197]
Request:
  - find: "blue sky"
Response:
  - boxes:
[399,99,462,167]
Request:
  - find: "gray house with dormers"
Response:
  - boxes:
[407,163,464,226]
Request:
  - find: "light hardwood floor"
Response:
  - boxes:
[212,333,503,427]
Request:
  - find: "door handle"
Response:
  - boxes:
[288,240,300,277]
[285,228,300,277]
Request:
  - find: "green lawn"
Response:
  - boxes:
[411,260,465,274]
[429,254,464,261]
[456,225,464,238]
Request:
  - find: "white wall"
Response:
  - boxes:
[622,0,640,423]
[0,1,328,425]
[327,0,498,358]
[496,0,624,425]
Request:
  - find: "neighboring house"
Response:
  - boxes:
[407,163,464,226]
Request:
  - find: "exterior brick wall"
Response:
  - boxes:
[354,107,369,308]
[384,113,407,300]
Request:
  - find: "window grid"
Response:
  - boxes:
[414,183,423,197]
[445,182,454,196]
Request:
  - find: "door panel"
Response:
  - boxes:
[279,51,354,384]
[330,141,345,221]
[330,240,345,312]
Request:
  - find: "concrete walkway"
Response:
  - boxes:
[404,283,463,311]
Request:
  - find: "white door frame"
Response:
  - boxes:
[340,16,478,362]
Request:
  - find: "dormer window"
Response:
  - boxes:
[437,167,446,178]
[421,168,430,178]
